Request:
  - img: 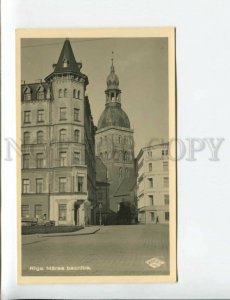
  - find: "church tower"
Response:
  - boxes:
[96,58,136,213]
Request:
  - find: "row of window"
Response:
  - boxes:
[99,151,132,161]
[21,204,68,221]
[23,108,80,124]
[99,135,132,145]
[147,177,169,188]
[23,89,81,101]
[148,194,169,206]
[148,161,168,172]
[150,211,169,222]
[23,129,80,144]
[22,176,84,194]
[147,149,168,158]
[22,151,81,168]
[119,167,129,178]
[58,89,81,99]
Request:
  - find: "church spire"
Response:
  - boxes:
[105,53,121,106]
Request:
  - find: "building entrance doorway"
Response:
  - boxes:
[74,202,80,225]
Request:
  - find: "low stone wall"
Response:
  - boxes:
[21,225,84,235]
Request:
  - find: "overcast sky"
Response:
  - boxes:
[21,38,168,155]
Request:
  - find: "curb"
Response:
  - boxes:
[41,227,100,238]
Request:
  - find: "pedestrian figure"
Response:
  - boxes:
[156,216,159,224]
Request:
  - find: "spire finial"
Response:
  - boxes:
[111,51,115,72]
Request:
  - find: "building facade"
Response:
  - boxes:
[137,143,169,224]
[95,60,136,213]
[21,39,96,226]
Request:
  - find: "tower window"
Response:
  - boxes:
[77,90,80,99]
[74,129,80,142]
[59,89,63,98]
[59,152,67,166]
[60,107,67,120]
[63,58,69,68]
[125,168,129,178]
[119,167,123,178]
[64,89,68,97]
[74,108,80,121]
[118,136,122,143]
[37,131,44,144]
[59,129,67,142]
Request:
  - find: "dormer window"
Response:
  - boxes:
[23,87,32,101]
[36,85,45,100]
[24,93,31,101]
[63,58,69,68]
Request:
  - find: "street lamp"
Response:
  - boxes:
[99,202,102,226]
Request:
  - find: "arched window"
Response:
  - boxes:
[24,132,30,144]
[64,89,68,97]
[74,129,80,142]
[73,89,77,98]
[59,129,67,142]
[104,152,108,160]
[118,136,122,143]
[124,152,128,161]
[119,167,123,178]
[77,90,80,99]
[119,151,123,161]
[114,151,118,160]
[37,131,44,144]
[149,163,152,172]
[125,168,129,178]
[59,89,63,98]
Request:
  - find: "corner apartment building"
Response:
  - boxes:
[21,39,96,226]
[137,143,169,224]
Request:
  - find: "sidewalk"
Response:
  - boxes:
[22,226,101,245]
[41,226,100,237]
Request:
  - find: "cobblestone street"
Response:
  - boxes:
[22,224,169,276]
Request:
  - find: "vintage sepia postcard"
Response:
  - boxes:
[16,28,176,284]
